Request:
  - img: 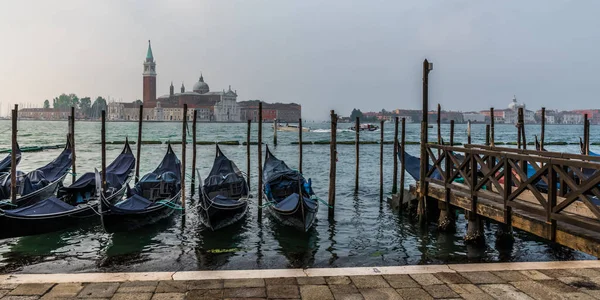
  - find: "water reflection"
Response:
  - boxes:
[270,215,319,268]
[196,217,249,270]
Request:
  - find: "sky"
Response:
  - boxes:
[1,0,599,120]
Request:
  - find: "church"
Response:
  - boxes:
[109,41,241,122]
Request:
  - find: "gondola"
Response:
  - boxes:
[397,143,440,181]
[0,138,72,209]
[197,145,249,231]
[263,145,317,232]
[99,143,181,233]
[0,141,136,239]
[0,144,21,174]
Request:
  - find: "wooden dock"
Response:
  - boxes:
[415,142,600,257]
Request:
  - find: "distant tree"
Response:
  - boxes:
[350,108,363,120]
[91,96,107,119]
[79,97,91,117]
[134,99,142,106]
[52,93,79,109]
[43,100,50,109]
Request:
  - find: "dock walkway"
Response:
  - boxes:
[2,261,600,299]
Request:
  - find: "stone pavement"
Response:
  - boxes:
[3,261,600,299]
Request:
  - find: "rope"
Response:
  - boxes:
[156,199,184,210]
[312,195,333,208]
[0,200,16,207]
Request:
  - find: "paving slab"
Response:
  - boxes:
[299,285,334,300]
[492,270,531,282]
[266,284,299,298]
[111,293,153,300]
[395,288,433,300]
[479,284,534,300]
[116,281,157,293]
[382,274,420,288]
[538,269,578,278]
[296,277,325,285]
[77,282,120,298]
[519,270,552,280]
[447,283,483,295]
[329,284,359,295]
[459,271,505,284]
[187,279,223,290]
[223,278,264,288]
[155,281,186,293]
[422,284,459,298]
[409,274,443,286]
[350,276,390,288]
[359,288,401,300]
[433,272,469,284]
[325,276,351,285]
[510,280,563,300]
[222,287,265,298]
[8,283,54,296]
[265,277,297,285]
[150,293,185,300]
[41,283,83,299]
[1,296,42,300]
[568,268,600,278]
[332,294,364,300]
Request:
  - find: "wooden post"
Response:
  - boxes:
[399,118,406,210]
[379,119,384,200]
[438,119,455,232]
[540,107,545,150]
[273,118,278,146]
[101,110,106,191]
[190,109,197,196]
[258,102,263,207]
[135,105,143,183]
[450,120,455,146]
[467,121,472,144]
[10,105,17,203]
[328,110,337,217]
[485,125,490,146]
[392,117,399,194]
[517,109,522,150]
[419,59,432,224]
[354,117,360,193]
[246,120,251,190]
[584,114,588,154]
[70,106,76,183]
[299,118,303,174]
[181,104,187,211]
[437,103,441,148]
[585,116,590,155]
[490,107,495,147]
[520,108,527,150]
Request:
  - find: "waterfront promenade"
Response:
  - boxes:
[2,261,600,299]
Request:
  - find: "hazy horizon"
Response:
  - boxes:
[1,1,599,120]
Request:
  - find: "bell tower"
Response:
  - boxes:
[143,40,157,105]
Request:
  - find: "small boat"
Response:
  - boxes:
[350,124,379,131]
[273,123,310,132]
[0,141,136,239]
[197,145,249,231]
[99,143,181,233]
[0,138,73,208]
[0,144,21,174]
[263,145,317,232]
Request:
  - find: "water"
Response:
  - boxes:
[0,120,594,273]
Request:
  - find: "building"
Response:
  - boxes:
[561,113,584,124]
[18,108,82,120]
[239,100,301,123]
[462,112,486,123]
[110,41,242,122]
[480,96,534,124]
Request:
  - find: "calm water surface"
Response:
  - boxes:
[0,120,595,273]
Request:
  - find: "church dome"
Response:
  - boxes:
[192,74,209,93]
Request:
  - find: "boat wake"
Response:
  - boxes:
[312,129,355,133]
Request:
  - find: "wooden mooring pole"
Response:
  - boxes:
[181,104,187,211]
[101,110,106,191]
[438,119,455,232]
[328,110,337,218]
[70,106,76,183]
[258,102,263,208]
[517,109,522,150]
[273,118,277,146]
[418,59,432,224]
[584,114,590,155]
[541,107,545,150]
[467,121,472,145]
[190,109,197,197]
[354,117,360,193]
[299,118,303,174]
[10,105,17,203]
[392,117,399,194]
[485,125,490,146]
[437,104,441,147]
[490,107,495,147]
[379,119,384,201]
[399,117,406,211]
[246,120,251,190]
[135,105,143,183]
[520,108,527,150]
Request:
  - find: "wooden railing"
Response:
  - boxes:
[423,144,600,242]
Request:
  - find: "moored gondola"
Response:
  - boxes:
[0,138,72,209]
[0,144,21,174]
[0,141,136,239]
[263,145,317,232]
[197,145,249,231]
[99,143,181,233]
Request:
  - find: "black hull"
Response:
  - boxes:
[267,196,317,232]
[198,199,248,231]
[0,174,67,209]
[0,182,129,239]
[100,192,181,233]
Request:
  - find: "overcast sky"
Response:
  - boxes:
[1,1,599,120]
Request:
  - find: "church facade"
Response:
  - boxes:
[109,41,241,122]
